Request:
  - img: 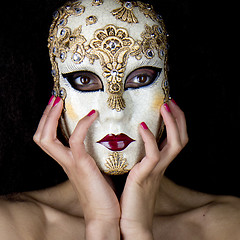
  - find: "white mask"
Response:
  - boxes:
[48,0,170,175]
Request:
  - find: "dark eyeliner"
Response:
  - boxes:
[124,67,162,90]
[62,71,104,92]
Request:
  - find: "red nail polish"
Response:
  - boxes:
[53,97,61,107]
[164,103,171,113]
[171,99,177,105]
[87,110,96,117]
[141,122,148,130]
[48,95,55,105]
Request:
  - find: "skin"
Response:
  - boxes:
[0,99,240,239]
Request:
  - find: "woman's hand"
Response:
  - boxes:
[120,100,189,240]
[33,96,120,240]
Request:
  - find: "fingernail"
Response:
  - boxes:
[53,97,61,107]
[87,110,96,117]
[48,95,55,105]
[164,103,171,113]
[140,122,148,130]
[171,99,177,105]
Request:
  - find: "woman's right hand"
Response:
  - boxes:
[33,96,120,239]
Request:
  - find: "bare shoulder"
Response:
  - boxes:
[0,183,85,240]
[0,194,46,240]
[198,195,240,239]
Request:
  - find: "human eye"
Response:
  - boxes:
[62,71,103,92]
[125,67,162,89]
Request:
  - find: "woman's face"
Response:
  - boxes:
[48,0,169,174]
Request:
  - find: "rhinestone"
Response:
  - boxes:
[124,2,132,9]
[60,51,65,60]
[160,49,165,57]
[151,33,156,38]
[52,47,57,54]
[73,53,81,62]
[53,11,59,19]
[75,7,83,14]
[157,14,163,20]
[60,29,66,36]
[109,41,116,49]
[111,69,118,76]
[146,49,154,58]
[59,19,65,25]
[52,89,57,97]
[51,69,56,77]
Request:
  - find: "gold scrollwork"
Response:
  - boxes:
[112,1,138,23]
[105,152,129,175]
[90,25,138,111]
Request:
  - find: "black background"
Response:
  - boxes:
[0,0,239,196]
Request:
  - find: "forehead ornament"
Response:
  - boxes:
[48,1,170,111]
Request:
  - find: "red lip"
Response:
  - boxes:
[97,134,135,151]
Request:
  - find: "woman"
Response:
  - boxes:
[0,0,239,239]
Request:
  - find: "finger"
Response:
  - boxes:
[37,97,72,165]
[69,110,98,161]
[169,100,189,147]
[131,122,160,180]
[33,95,55,143]
[159,103,182,167]
[40,97,63,142]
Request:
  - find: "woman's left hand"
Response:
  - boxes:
[120,100,189,240]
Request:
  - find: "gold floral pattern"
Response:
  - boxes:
[90,25,138,111]
[136,1,162,23]
[141,24,167,60]
[48,1,169,111]
[48,1,86,99]
[105,152,128,175]
[112,1,138,23]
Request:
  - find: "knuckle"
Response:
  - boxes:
[39,137,51,149]
[33,134,40,144]
[69,135,78,147]
[170,141,183,155]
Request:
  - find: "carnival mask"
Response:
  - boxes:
[48,0,170,175]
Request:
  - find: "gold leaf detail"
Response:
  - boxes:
[112,1,138,23]
[105,152,129,175]
[107,95,126,111]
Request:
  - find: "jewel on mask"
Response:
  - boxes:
[105,152,128,175]
[92,0,103,6]
[146,49,154,58]
[60,50,66,61]
[72,52,82,63]
[111,1,138,23]
[59,88,67,100]
[86,15,98,26]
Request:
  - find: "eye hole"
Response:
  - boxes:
[62,71,103,92]
[125,67,162,90]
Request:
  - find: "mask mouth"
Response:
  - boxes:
[97,133,135,151]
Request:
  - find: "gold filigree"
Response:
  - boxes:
[48,2,169,111]
[105,152,129,175]
[90,25,137,111]
[48,1,86,98]
[141,24,167,60]
[92,0,103,6]
[86,15,98,26]
[112,1,138,23]
[136,1,162,23]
